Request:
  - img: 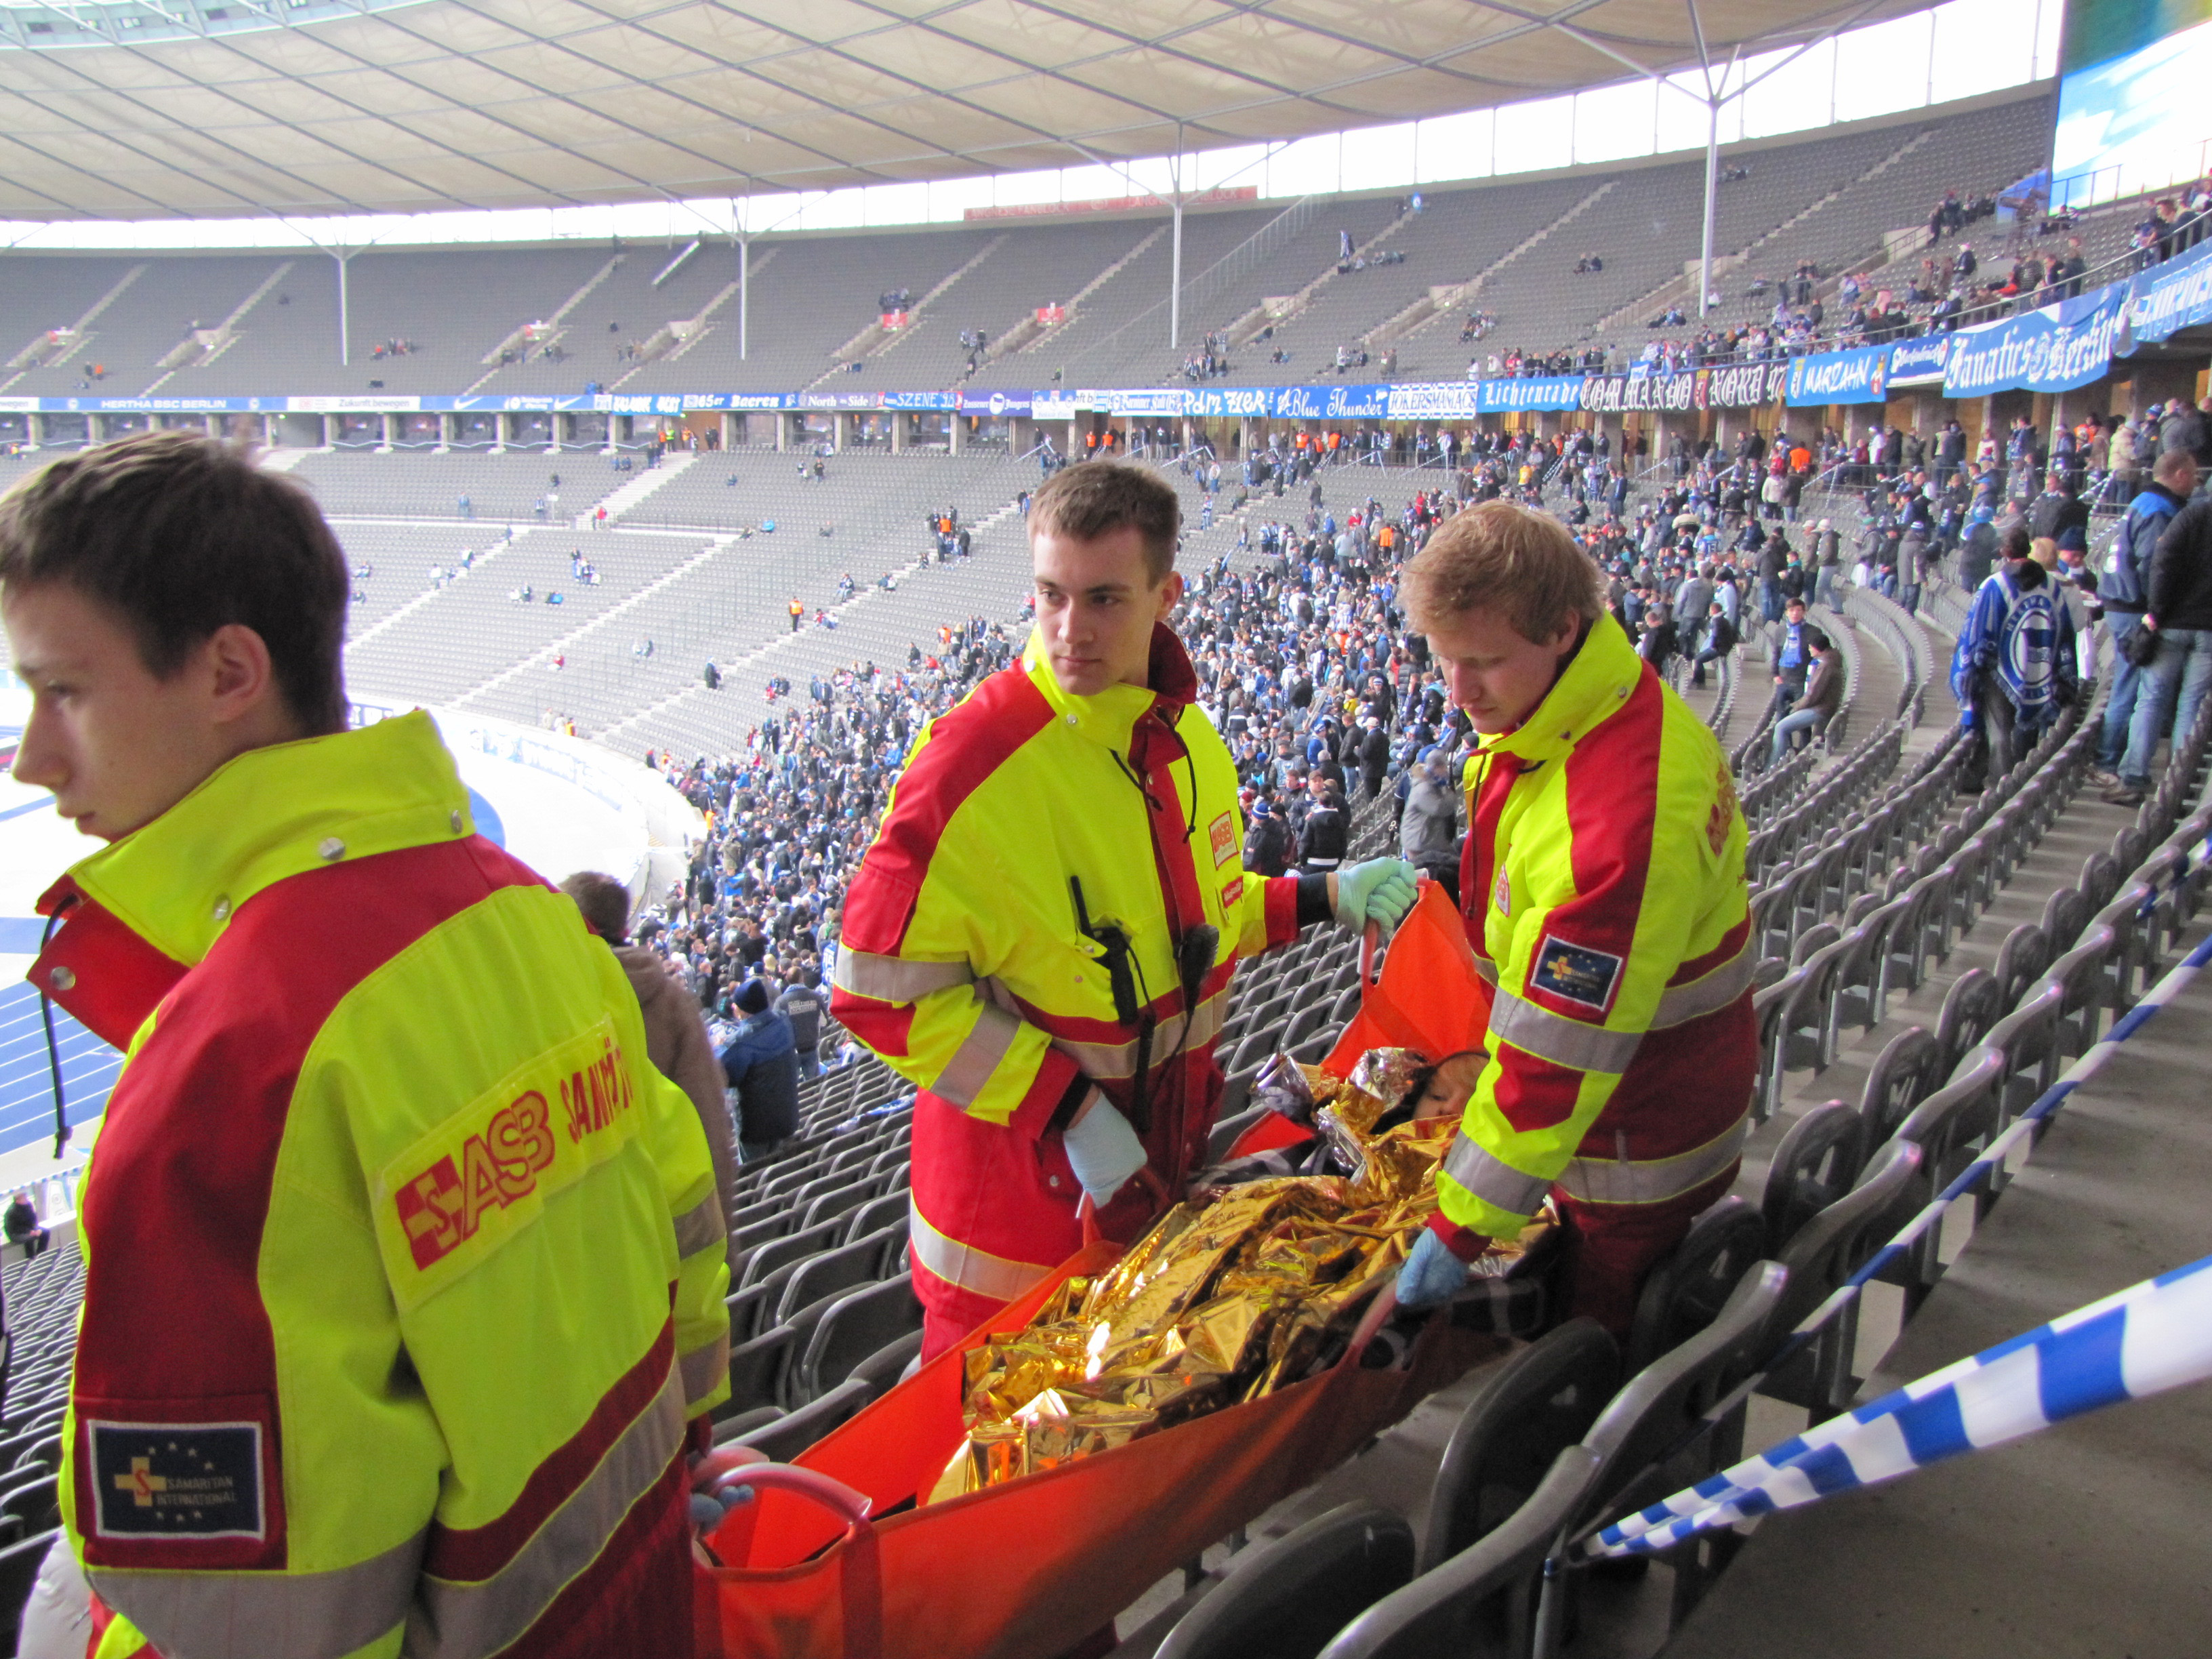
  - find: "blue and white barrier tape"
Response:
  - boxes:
[1581,1251,2212,1559]
[1582,921,2212,1560]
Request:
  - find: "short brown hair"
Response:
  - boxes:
[559,870,632,943]
[1028,461,1181,584]
[0,431,349,733]
[1400,500,1605,644]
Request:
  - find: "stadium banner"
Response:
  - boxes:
[1186,386,1271,418]
[800,390,886,411]
[1581,371,1696,414]
[958,389,1032,417]
[1477,375,1586,414]
[1885,334,1954,387]
[1097,387,1191,417]
[1943,283,2127,397]
[880,390,957,410]
[0,394,292,413]
[2121,232,2212,346]
[1784,344,1892,406]
[1269,383,1391,421]
[1031,390,1080,419]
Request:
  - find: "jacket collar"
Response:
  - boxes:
[1478,614,1645,768]
[1022,621,1197,752]
[37,711,472,976]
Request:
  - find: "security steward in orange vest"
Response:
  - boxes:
[832,462,1419,1358]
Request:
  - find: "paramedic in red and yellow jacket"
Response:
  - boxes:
[831,462,1418,1357]
[1391,501,1756,1336]
[3,434,728,1659]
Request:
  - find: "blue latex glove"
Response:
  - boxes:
[1061,1094,1149,1206]
[1334,857,1420,934]
[1395,1227,1472,1311]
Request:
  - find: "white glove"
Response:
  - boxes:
[1061,1094,1148,1206]
[1333,857,1420,933]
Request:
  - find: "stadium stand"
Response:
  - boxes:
[12,17,2212,1652]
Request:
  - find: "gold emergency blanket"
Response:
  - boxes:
[926,1069,1532,1504]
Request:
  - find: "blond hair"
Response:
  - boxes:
[1401,500,1605,644]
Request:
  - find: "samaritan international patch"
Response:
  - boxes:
[1530,934,1624,1014]
[89,1421,264,1542]
[1209,812,1237,867]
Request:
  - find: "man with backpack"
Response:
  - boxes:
[2091,451,2198,787]
[2106,464,2212,805]
[1952,540,2080,794]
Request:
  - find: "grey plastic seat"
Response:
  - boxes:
[1155,1502,1416,1659]
[1534,1261,1790,1654]
[1761,1139,1923,1419]
[1886,1047,2007,1312]
[1933,968,2003,1076]
[1758,1101,1864,1255]
[2043,926,2116,1061]
[790,1273,924,1406]
[1316,1446,1601,1659]
[1624,1197,1769,1374]
[1991,921,2051,1009]
[732,1376,874,1461]
[1858,1024,1944,1147]
[1420,1318,1621,1574]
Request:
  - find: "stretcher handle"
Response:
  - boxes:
[701,1462,885,1659]
[1078,1164,1170,1247]
[1345,1280,1400,1364]
[1360,918,1382,989]
[702,1460,874,1523]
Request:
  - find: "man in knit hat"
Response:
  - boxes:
[720,977,800,1158]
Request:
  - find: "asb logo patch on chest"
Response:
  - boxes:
[1208,812,1238,868]
[88,1421,264,1542]
[377,1016,648,1308]
[1530,933,1624,1015]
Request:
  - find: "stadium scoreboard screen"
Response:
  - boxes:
[2053,0,2212,205]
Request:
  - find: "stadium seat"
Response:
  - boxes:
[790,1275,924,1405]
[733,1377,874,1462]
[1758,1101,1866,1255]
[1155,1502,1415,1659]
[1420,1317,1620,1574]
[1624,1198,1769,1374]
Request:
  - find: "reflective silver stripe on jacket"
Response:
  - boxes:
[1439,1132,1552,1218]
[89,1531,422,1659]
[907,1198,1050,1304]
[1049,991,1228,1081]
[933,1002,1022,1107]
[672,1192,724,1258]
[1650,942,1757,1029]
[680,1333,731,1410]
[830,948,976,1004]
[1488,987,1644,1074]
[1557,1118,1749,1206]
[407,1365,687,1659]
[1470,954,1499,986]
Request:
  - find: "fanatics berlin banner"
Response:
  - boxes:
[1943,285,2128,398]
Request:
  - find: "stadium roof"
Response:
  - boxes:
[0,0,1939,221]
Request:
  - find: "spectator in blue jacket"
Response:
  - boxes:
[720,978,800,1158]
[1952,550,2078,794]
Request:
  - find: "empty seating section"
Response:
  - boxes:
[0,87,2062,415]
[0,1242,87,1589]
[294,449,614,523]
[968,204,1282,388]
[618,228,1004,395]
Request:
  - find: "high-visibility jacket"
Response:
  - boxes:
[1439,615,1755,1240]
[831,624,1307,1326]
[28,713,729,1659]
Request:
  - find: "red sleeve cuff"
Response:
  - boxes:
[1426,1210,1490,1262]
[1263,875,1305,947]
[1006,1044,1086,1144]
